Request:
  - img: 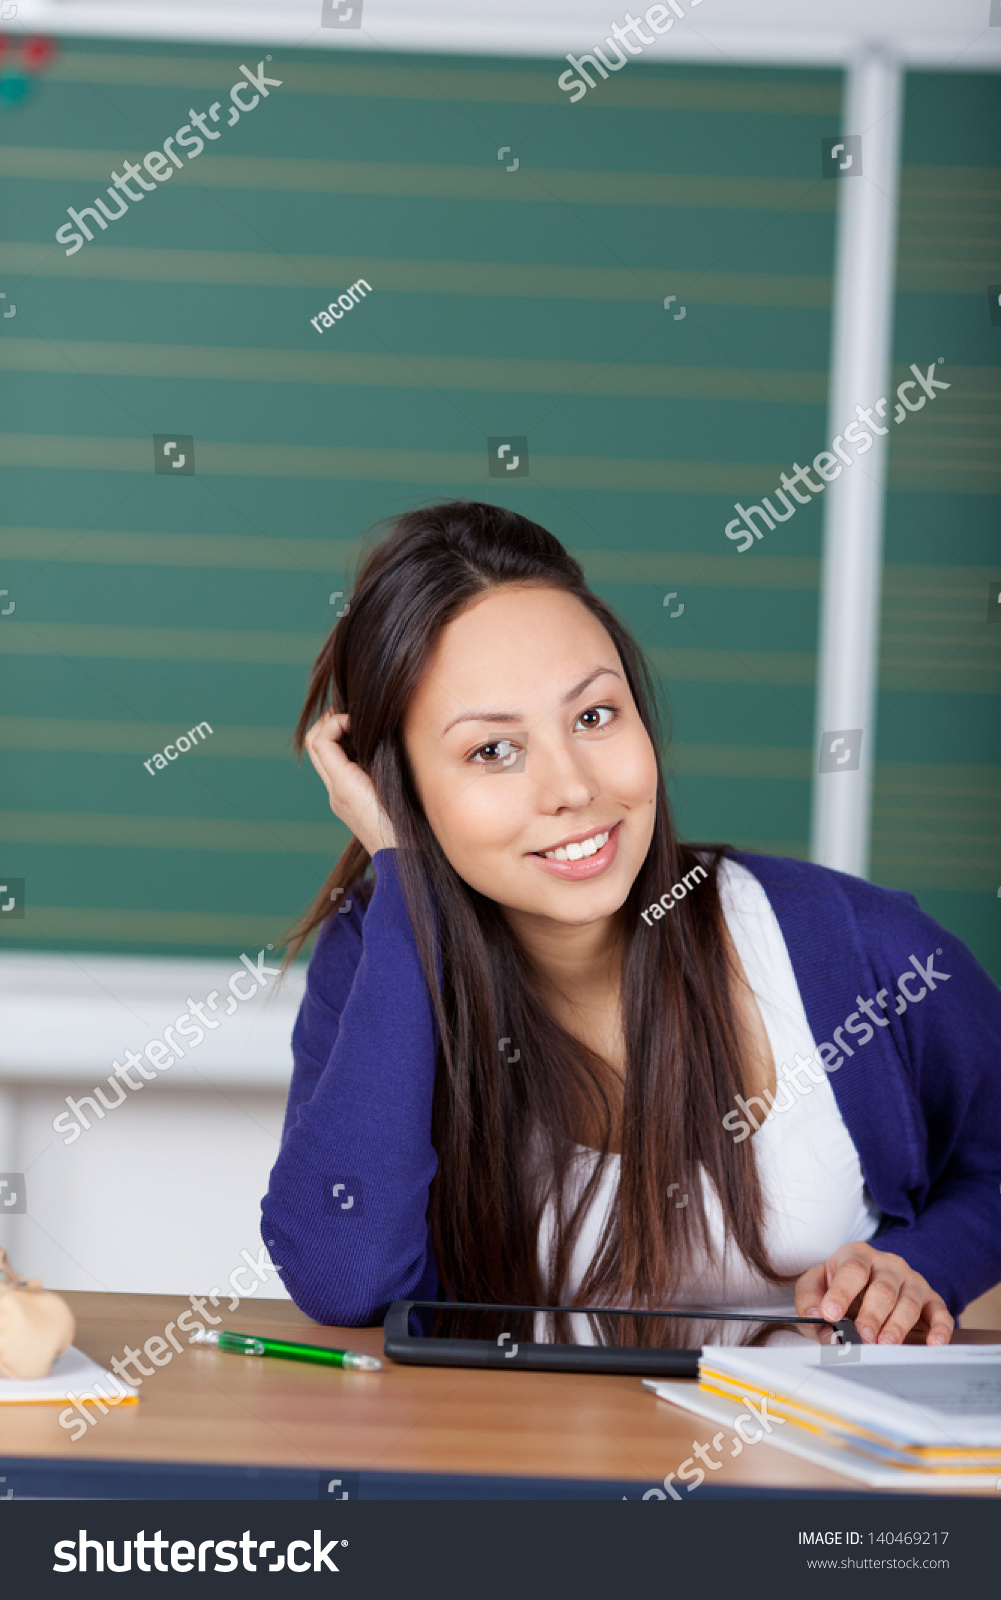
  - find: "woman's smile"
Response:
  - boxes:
[529,820,622,879]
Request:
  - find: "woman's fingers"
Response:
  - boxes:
[850,1273,946,1350]
[818,1245,874,1322]
[798,1242,954,1347]
[306,715,359,813]
[921,1296,955,1347]
[794,1262,828,1318]
[303,709,349,761]
[304,710,351,795]
[303,710,397,856]
[854,1270,918,1344]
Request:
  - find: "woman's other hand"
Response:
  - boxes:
[796,1242,953,1346]
[304,710,398,857]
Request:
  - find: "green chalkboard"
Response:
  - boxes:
[0,38,996,977]
[873,71,1001,979]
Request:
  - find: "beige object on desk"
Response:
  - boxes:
[0,1246,76,1380]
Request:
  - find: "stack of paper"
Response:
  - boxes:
[0,1345,139,1408]
[644,1338,1001,1490]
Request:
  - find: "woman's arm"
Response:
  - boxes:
[261,849,440,1325]
[870,913,1001,1318]
[795,1044,1001,1341]
[803,885,1001,1335]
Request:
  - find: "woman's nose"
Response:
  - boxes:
[525,734,596,811]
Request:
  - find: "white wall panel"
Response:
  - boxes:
[0,1081,293,1297]
[0,954,303,1295]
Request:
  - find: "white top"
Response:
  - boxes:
[536,857,880,1315]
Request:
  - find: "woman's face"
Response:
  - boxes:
[402,584,659,928]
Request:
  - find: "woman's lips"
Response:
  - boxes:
[528,821,621,881]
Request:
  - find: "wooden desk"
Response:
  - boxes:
[1,1293,997,1499]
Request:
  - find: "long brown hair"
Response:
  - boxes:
[285,500,786,1317]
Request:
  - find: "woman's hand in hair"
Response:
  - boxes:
[304,710,398,858]
[795,1242,954,1346]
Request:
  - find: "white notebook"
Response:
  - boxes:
[643,1378,1001,1491]
[697,1340,1001,1448]
[0,1345,139,1405]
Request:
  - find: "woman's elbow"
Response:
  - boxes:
[287,1280,386,1328]
[272,1253,427,1329]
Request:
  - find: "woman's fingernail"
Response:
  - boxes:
[927,1333,946,1345]
[821,1300,840,1320]
[860,1326,876,1343]
[878,1332,899,1344]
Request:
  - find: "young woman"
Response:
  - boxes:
[262,501,1001,1344]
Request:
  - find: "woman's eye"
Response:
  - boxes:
[576,704,617,731]
[468,709,616,766]
[471,739,521,768]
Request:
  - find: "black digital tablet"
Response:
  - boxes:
[383,1300,860,1377]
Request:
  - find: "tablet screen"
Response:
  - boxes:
[405,1303,836,1350]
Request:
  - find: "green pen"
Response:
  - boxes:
[191,1327,382,1371]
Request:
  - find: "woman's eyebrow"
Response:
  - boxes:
[441,667,622,736]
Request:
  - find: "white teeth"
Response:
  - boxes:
[543,829,610,862]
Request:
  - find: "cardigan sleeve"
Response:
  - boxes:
[858,896,1001,1316]
[730,852,1001,1317]
[260,849,441,1325]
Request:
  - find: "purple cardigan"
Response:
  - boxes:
[261,849,1001,1324]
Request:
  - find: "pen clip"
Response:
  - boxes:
[219,1332,267,1356]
